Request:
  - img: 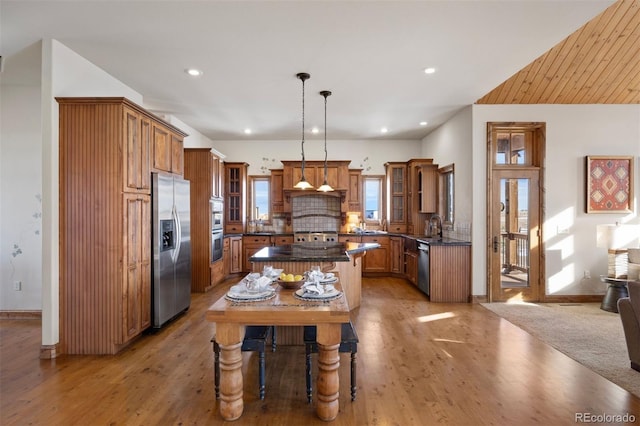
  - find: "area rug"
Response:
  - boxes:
[481,302,640,398]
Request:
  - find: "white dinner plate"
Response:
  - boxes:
[226,287,275,301]
[294,288,342,300]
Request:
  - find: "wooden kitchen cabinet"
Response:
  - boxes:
[211,151,223,199]
[362,235,390,274]
[429,244,471,302]
[419,164,438,214]
[407,159,437,235]
[281,160,350,190]
[184,148,222,292]
[123,194,152,341]
[224,162,248,234]
[151,122,185,175]
[279,160,353,216]
[123,106,151,193]
[348,169,363,212]
[405,250,418,285]
[224,236,243,277]
[243,235,271,272]
[339,235,361,243]
[390,236,404,274]
[229,236,243,275]
[403,236,418,286]
[271,235,293,246]
[271,169,284,213]
[385,162,407,233]
[57,97,186,354]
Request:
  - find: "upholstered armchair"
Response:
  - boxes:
[618,281,640,372]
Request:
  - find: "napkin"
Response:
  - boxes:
[254,276,273,290]
[302,282,325,295]
[230,275,273,295]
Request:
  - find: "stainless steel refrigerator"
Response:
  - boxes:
[152,173,192,328]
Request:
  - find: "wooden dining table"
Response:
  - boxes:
[206,281,350,421]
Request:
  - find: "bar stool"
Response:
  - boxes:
[212,325,276,400]
[303,322,358,402]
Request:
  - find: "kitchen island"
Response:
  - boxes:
[250,242,379,310]
[250,241,379,345]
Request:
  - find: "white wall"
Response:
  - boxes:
[0,42,43,311]
[0,40,219,349]
[212,139,422,176]
[420,106,473,228]
[465,104,639,297]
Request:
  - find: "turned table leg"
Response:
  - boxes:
[315,323,341,421]
[216,323,245,421]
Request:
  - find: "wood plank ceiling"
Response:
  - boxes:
[477,0,640,105]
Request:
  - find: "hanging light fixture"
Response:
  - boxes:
[293,72,314,190]
[317,90,334,192]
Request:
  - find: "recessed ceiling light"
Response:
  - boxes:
[311,127,319,134]
[424,67,436,75]
[185,68,203,77]
[244,128,252,135]
[419,121,428,126]
[380,127,388,134]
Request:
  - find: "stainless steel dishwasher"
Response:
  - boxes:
[418,243,429,297]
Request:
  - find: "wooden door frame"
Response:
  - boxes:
[486,122,546,302]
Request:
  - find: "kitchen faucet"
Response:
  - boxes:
[429,214,443,239]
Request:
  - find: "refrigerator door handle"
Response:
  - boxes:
[172,204,182,264]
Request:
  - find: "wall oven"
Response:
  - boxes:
[211,199,223,231]
[211,230,224,263]
[212,212,223,230]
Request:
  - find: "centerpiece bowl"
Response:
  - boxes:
[277,277,305,290]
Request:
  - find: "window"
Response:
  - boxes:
[438,164,454,225]
[363,176,383,222]
[494,130,532,165]
[250,176,270,222]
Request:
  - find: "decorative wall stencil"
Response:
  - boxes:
[586,156,633,213]
[359,156,372,172]
[259,157,278,174]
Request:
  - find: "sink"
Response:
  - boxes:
[359,230,388,235]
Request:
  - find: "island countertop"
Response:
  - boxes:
[250,242,380,262]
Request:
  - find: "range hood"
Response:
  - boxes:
[284,188,347,203]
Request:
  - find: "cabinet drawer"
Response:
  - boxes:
[387,224,407,233]
[244,236,271,245]
[225,224,244,234]
[272,236,293,245]
[339,235,361,243]
[361,235,390,246]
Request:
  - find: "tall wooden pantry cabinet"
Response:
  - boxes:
[57,97,187,355]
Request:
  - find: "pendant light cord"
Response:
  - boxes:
[323,93,328,182]
[300,75,306,177]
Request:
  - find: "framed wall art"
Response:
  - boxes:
[586,155,634,213]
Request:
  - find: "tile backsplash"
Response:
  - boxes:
[292,195,341,232]
[443,221,471,241]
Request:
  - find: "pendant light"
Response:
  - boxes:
[317,90,334,192]
[293,72,314,190]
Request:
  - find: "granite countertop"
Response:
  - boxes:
[412,236,471,246]
[229,231,470,246]
[250,242,380,262]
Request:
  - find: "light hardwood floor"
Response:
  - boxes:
[2,277,639,425]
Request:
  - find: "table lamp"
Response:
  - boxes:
[597,223,640,278]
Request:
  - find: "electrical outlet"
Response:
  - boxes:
[13,281,22,291]
[583,270,591,279]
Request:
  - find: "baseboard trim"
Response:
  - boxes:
[40,344,58,359]
[541,295,604,303]
[0,310,42,319]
